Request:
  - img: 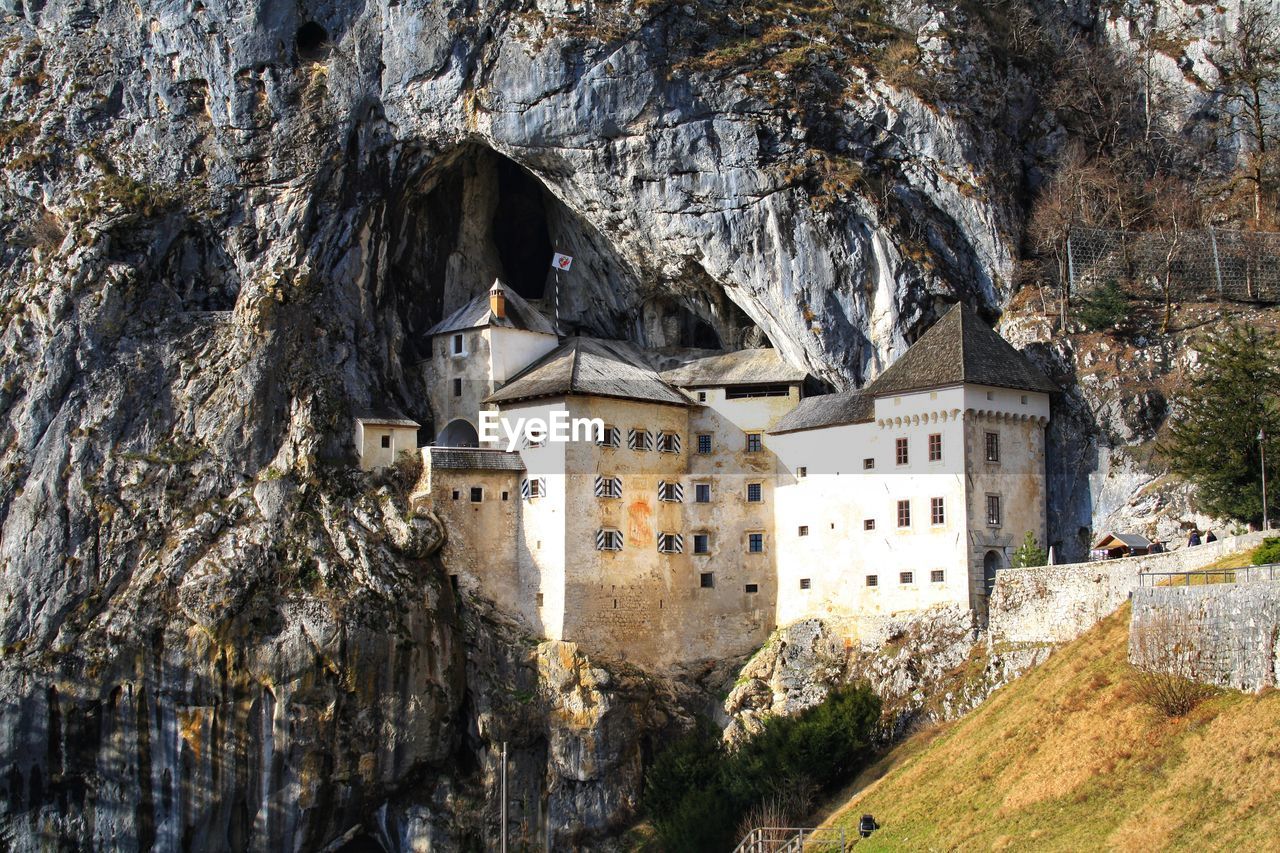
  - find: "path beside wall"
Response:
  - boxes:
[989,531,1270,645]
[1130,579,1280,692]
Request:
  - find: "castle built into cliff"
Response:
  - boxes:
[356,282,1055,669]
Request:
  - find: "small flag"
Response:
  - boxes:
[551,252,573,271]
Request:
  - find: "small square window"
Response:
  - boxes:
[451,489,460,500]
[986,390,994,401]
[1021,394,1028,404]
[928,433,942,462]
[896,437,909,465]
[866,575,878,587]
[799,578,811,590]
[746,433,763,453]
[501,491,509,501]
[452,377,463,397]
[697,434,713,454]
[700,572,715,589]
[380,434,391,449]
[598,425,621,448]
[748,532,764,553]
[864,519,875,531]
[746,482,763,503]
[745,583,759,594]
[900,571,914,584]
[986,432,1000,462]
[796,466,807,479]
[695,483,711,503]
[697,391,708,402]
[798,525,809,537]
[931,497,945,526]
[693,533,711,554]
[470,487,483,503]
[863,458,875,470]
[931,569,945,583]
[536,592,544,606]
[896,499,911,528]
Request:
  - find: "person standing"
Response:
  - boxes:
[1188,530,1202,547]
[1205,530,1218,544]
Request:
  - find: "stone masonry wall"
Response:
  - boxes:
[989,532,1270,644]
[1130,580,1280,693]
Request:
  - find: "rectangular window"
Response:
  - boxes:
[501,491,509,501]
[693,533,710,554]
[985,432,1000,463]
[986,494,1002,527]
[746,482,763,503]
[1021,394,1028,404]
[900,571,914,584]
[796,466,807,479]
[380,434,391,448]
[658,481,684,502]
[657,432,682,454]
[521,478,546,500]
[897,499,911,528]
[597,425,621,448]
[864,519,876,531]
[470,487,483,503]
[799,578,811,590]
[863,457,875,470]
[596,529,623,551]
[695,483,711,503]
[748,532,764,553]
[594,476,622,499]
[536,592,544,606]
[700,572,715,588]
[697,391,708,402]
[745,432,763,453]
[866,575,878,587]
[452,333,464,355]
[658,532,684,554]
[896,437,909,465]
[697,434,713,454]
[744,583,759,594]
[931,497,945,526]
[628,428,654,451]
[928,433,942,462]
[452,377,463,397]
[451,489,460,500]
[798,525,809,537]
[931,569,945,583]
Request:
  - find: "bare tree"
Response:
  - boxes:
[1208,0,1280,227]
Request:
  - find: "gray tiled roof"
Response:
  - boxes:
[485,337,692,406]
[426,280,558,337]
[768,389,874,434]
[660,348,807,388]
[1094,532,1152,550]
[356,408,421,428]
[426,447,526,471]
[862,303,1056,397]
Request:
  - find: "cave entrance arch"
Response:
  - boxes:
[437,418,479,448]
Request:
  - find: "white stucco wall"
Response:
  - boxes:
[356,421,420,470]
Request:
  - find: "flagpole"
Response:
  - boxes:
[1262,427,1269,531]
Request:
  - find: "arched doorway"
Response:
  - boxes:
[983,550,1003,596]
[437,418,479,447]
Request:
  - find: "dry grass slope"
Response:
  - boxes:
[821,605,1280,851]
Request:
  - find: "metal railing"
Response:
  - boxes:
[1138,562,1280,588]
[733,827,848,853]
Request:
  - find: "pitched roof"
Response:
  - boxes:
[768,389,874,434]
[425,447,525,471]
[862,303,1056,397]
[1094,532,1153,550]
[356,408,421,428]
[426,280,557,337]
[660,348,807,388]
[484,337,691,407]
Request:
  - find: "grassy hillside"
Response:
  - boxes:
[820,605,1280,851]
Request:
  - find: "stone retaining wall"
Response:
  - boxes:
[989,531,1269,644]
[1130,580,1280,692]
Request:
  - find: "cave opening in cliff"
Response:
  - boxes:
[491,157,554,299]
[296,22,330,62]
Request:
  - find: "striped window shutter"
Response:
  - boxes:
[628,428,640,450]
[671,482,684,502]
[594,476,606,497]
[596,529,609,550]
[658,480,666,500]
[611,477,622,498]
[656,532,664,551]
[520,478,531,500]
[645,431,654,451]
[536,477,546,497]
[670,433,682,453]
[672,533,684,553]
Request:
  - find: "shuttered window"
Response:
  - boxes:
[658,481,684,502]
[597,425,621,448]
[628,429,654,451]
[657,432,682,454]
[596,529,623,551]
[657,532,684,554]
[520,478,546,500]
[594,476,622,499]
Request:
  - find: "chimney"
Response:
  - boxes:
[489,282,506,319]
